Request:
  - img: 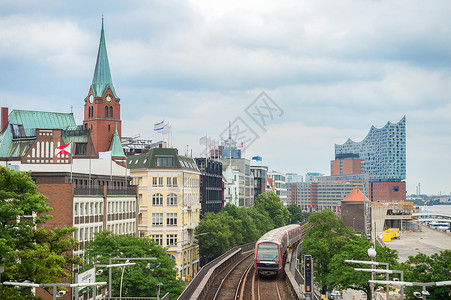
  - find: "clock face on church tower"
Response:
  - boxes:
[105,95,112,103]
[89,94,94,103]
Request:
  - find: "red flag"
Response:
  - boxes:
[55,143,71,156]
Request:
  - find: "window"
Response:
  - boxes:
[80,203,84,216]
[74,203,78,216]
[152,177,157,186]
[172,177,178,186]
[158,177,163,187]
[167,193,177,206]
[105,106,108,118]
[156,156,174,167]
[152,193,163,206]
[167,234,178,246]
[151,234,163,245]
[152,213,163,226]
[167,177,172,187]
[109,106,113,118]
[167,213,177,226]
[393,186,399,192]
[75,143,87,155]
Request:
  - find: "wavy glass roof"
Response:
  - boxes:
[335,116,406,182]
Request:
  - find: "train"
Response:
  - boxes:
[254,224,303,276]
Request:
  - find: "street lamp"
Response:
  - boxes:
[119,259,130,298]
[367,247,377,300]
[156,283,163,300]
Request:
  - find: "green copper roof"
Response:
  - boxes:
[109,127,126,158]
[91,19,118,99]
[0,110,80,158]
[8,110,77,130]
[127,148,199,171]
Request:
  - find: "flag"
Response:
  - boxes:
[99,151,112,160]
[161,124,171,135]
[252,156,262,161]
[154,121,165,131]
[238,142,244,148]
[55,143,71,156]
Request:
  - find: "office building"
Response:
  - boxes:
[195,158,224,215]
[128,148,200,280]
[250,165,268,200]
[268,171,288,206]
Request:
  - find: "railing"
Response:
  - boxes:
[74,187,104,196]
[107,187,137,196]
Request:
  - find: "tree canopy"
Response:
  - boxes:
[254,192,289,227]
[0,166,80,299]
[400,250,451,299]
[83,231,184,300]
[287,203,305,224]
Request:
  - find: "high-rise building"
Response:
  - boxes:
[128,148,201,280]
[250,165,268,199]
[195,158,224,215]
[221,158,254,207]
[334,116,406,182]
[333,116,406,202]
[268,171,288,206]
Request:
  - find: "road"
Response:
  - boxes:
[384,225,451,262]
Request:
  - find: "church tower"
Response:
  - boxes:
[83,19,121,154]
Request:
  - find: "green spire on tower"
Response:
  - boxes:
[91,18,118,99]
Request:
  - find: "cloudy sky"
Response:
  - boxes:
[1,0,450,195]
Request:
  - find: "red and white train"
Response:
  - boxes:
[254,224,303,276]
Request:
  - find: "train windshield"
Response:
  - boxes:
[256,243,279,261]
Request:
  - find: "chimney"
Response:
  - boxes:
[1,107,8,132]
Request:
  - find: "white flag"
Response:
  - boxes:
[55,143,71,156]
[154,121,165,131]
[99,151,112,160]
[161,124,171,135]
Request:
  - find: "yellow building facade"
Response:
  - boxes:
[127,148,200,280]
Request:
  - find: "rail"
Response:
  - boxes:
[177,242,255,300]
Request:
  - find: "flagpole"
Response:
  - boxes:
[70,152,73,182]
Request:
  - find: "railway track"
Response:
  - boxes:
[204,250,293,300]
[208,251,255,300]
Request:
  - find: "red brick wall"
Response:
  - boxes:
[371,182,406,202]
[330,160,340,175]
[36,183,74,300]
[37,183,74,228]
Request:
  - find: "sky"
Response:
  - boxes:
[1,0,450,195]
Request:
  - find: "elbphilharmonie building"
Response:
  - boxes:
[335,116,406,182]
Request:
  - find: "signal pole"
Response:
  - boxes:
[304,255,313,300]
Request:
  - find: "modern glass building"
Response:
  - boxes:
[335,116,406,182]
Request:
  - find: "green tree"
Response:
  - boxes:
[287,204,304,224]
[0,166,80,299]
[223,204,260,243]
[83,231,184,300]
[254,192,289,227]
[195,212,233,259]
[302,210,355,292]
[400,250,451,299]
[247,207,275,235]
[326,235,398,299]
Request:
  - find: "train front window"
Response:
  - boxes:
[257,243,279,261]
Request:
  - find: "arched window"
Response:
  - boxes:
[109,106,113,118]
[167,193,177,206]
[108,125,111,132]
[152,193,163,206]
[105,106,108,118]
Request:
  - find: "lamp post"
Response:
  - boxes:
[367,247,377,300]
[354,268,404,300]
[156,283,163,300]
[119,259,130,298]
